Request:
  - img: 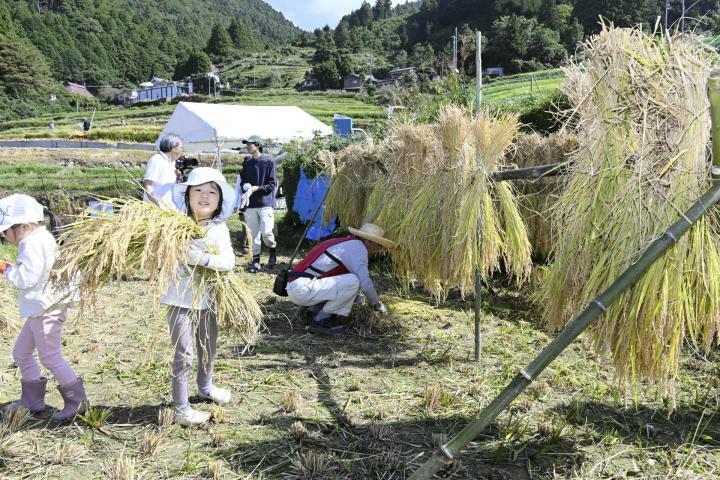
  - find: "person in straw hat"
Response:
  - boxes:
[285,223,396,335]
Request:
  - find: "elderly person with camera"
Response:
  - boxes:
[143,133,184,208]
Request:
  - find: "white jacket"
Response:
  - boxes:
[161,220,235,309]
[3,227,68,318]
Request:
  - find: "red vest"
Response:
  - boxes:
[289,236,353,282]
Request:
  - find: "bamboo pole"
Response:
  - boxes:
[409,74,720,479]
[474,30,483,362]
[708,69,720,178]
[491,162,568,182]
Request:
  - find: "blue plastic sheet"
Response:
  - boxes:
[87,200,112,217]
[292,168,336,240]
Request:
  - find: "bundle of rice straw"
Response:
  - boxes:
[542,26,720,391]
[322,144,384,228]
[0,281,19,330]
[51,198,262,342]
[366,106,532,299]
[508,132,578,259]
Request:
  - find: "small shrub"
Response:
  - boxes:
[78,406,110,429]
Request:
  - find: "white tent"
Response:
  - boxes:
[158,102,333,168]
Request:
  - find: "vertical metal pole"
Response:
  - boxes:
[477,32,482,105]
[681,0,686,32]
[474,30,483,363]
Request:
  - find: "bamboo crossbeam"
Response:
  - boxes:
[491,162,569,182]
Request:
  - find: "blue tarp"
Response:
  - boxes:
[293,168,336,240]
[87,200,113,217]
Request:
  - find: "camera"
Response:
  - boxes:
[175,155,199,182]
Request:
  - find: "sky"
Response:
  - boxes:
[264,0,408,31]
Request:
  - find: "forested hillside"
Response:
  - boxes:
[0,0,301,120]
[327,0,720,77]
[0,0,300,85]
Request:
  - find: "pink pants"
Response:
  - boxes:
[12,308,78,386]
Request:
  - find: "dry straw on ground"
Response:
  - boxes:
[51,197,262,340]
[364,106,532,299]
[542,26,720,391]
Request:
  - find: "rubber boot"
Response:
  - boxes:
[7,377,47,413]
[248,254,262,273]
[268,248,277,269]
[51,377,88,421]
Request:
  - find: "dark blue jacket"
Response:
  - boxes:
[240,154,276,208]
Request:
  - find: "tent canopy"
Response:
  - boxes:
[158,102,333,152]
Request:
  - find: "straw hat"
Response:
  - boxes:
[173,167,236,220]
[348,223,397,249]
[0,194,44,233]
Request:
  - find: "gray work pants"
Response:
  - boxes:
[167,306,217,408]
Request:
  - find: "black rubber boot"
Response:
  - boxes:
[248,255,262,273]
[268,248,277,269]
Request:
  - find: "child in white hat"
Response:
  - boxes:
[0,194,87,421]
[163,167,237,426]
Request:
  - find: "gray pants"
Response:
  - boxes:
[167,306,217,409]
[245,206,277,256]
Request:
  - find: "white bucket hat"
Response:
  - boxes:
[0,194,45,234]
[348,223,397,249]
[173,167,236,220]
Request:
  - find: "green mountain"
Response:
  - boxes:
[331,0,720,76]
[0,0,301,86]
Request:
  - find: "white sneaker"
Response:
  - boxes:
[198,387,231,404]
[174,407,210,426]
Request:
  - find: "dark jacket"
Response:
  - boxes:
[240,154,276,208]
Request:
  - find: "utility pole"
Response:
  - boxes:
[681,0,686,32]
[452,27,458,73]
[665,0,670,31]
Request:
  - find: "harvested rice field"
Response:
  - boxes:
[2,215,720,479]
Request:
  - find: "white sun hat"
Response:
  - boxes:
[348,223,397,249]
[173,167,236,220]
[0,194,45,234]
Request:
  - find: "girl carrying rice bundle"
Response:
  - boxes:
[542,26,720,392]
[52,168,262,425]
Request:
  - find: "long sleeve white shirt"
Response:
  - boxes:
[161,220,235,309]
[2,227,68,318]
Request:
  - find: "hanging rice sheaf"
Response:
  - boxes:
[51,198,262,342]
[322,144,384,228]
[365,106,532,299]
[508,132,578,259]
[542,26,720,390]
